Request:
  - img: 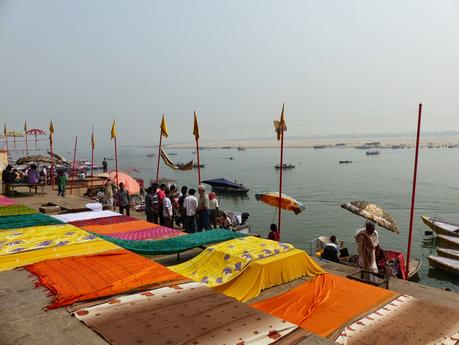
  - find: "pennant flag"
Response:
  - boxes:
[160,114,169,138]
[160,147,192,171]
[91,130,95,149]
[111,120,116,140]
[24,121,28,133]
[49,120,54,145]
[273,103,287,141]
[193,111,200,141]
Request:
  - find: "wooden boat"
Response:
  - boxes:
[427,255,459,276]
[274,163,295,169]
[438,235,459,249]
[437,247,459,260]
[366,150,380,155]
[421,216,459,237]
[339,160,352,164]
[202,178,249,194]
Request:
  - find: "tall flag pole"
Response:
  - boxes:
[273,104,287,239]
[156,114,169,183]
[70,136,78,194]
[193,111,201,184]
[24,121,29,157]
[3,124,8,160]
[406,103,422,279]
[49,120,55,187]
[111,120,118,185]
[91,126,95,187]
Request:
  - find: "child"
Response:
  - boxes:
[57,170,67,197]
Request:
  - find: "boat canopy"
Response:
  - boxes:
[202,178,244,189]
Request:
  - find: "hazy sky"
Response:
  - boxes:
[1,0,459,149]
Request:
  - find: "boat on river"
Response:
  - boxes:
[421,216,459,237]
[202,178,249,194]
[366,150,380,155]
[438,235,459,249]
[193,163,206,168]
[427,255,459,276]
[274,163,295,169]
[437,247,459,260]
[339,160,352,164]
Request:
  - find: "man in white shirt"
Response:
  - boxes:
[162,190,173,228]
[183,188,198,233]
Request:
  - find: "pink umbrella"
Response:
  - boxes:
[26,128,46,150]
[109,171,140,195]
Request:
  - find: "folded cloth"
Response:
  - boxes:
[0,204,36,216]
[69,215,138,228]
[0,213,63,230]
[107,226,186,240]
[51,210,122,223]
[80,220,160,235]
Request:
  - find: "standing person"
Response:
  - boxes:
[267,223,280,241]
[178,186,188,228]
[208,192,219,229]
[162,189,173,228]
[104,178,114,210]
[354,221,379,273]
[145,185,159,224]
[157,184,166,225]
[57,170,67,197]
[196,185,210,231]
[102,158,108,173]
[117,182,131,216]
[183,188,198,233]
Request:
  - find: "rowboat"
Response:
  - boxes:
[421,216,459,237]
[437,247,459,260]
[366,150,380,155]
[339,160,352,164]
[274,163,295,169]
[438,235,459,249]
[202,178,249,194]
[427,255,459,276]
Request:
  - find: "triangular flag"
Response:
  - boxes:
[111,120,116,140]
[160,114,169,138]
[91,130,95,149]
[49,120,54,145]
[193,111,199,141]
[273,103,287,141]
[24,121,28,133]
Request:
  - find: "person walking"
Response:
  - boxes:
[183,188,198,233]
[117,182,131,216]
[102,158,108,173]
[197,185,210,231]
[57,170,67,197]
[145,185,159,224]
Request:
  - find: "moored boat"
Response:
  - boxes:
[339,160,352,164]
[438,235,459,249]
[202,178,249,194]
[366,150,380,155]
[437,247,459,260]
[427,255,459,276]
[421,216,459,237]
[274,163,295,169]
[193,163,205,168]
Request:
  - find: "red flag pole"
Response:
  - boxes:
[91,129,94,188]
[155,130,163,183]
[278,127,284,239]
[196,139,201,184]
[114,136,119,185]
[70,136,78,194]
[405,103,422,279]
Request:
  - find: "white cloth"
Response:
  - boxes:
[85,203,103,211]
[184,195,198,216]
[51,210,121,223]
[163,197,173,218]
[209,199,219,210]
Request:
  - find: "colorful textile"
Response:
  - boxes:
[73,282,299,345]
[81,220,160,235]
[334,294,459,345]
[69,215,137,228]
[0,213,63,230]
[107,226,186,240]
[0,239,118,271]
[215,249,325,302]
[251,273,397,337]
[51,210,122,223]
[0,196,16,206]
[0,224,97,255]
[26,249,184,309]
[0,205,35,217]
[93,229,246,255]
[170,236,293,287]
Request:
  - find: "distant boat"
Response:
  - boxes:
[193,163,205,168]
[313,145,327,149]
[169,153,177,156]
[366,150,380,155]
[237,147,246,151]
[203,178,249,194]
[421,216,459,238]
[274,163,295,169]
[339,160,352,164]
[146,153,155,157]
[228,157,234,160]
[222,146,231,149]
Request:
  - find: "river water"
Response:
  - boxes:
[106,145,459,291]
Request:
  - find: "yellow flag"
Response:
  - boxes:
[49,120,54,145]
[91,130,95,149]
[24,121,28,133]
[273,103,287,141]
[111,120,116,140]
[193,111,199,141]
[160,114,169,138]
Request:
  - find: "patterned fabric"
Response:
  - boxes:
[69,215,137,228]
[0,224,97,255]
[334,294,459,345]
[51,210,122,223]
[26,249,184,309]
[0,196,16,206]
[0,239,119,271]
[107,226,186,240]
[251,273,397,337]
[0,213,63,230]
[80,220,160,235]
[0,204,36,217]
[92,229,246,255]
[170,236,294,287]
[73,282,299,345]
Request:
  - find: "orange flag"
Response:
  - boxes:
[193,111,199,141]
[111,120,116,140]
[160,114,169,138]
[49,120,54,145]
[273,103,287,141]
